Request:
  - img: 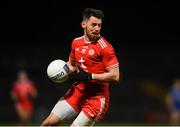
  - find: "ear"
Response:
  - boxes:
[81,21,86,28]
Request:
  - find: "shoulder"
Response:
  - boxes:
[73,36,84,41]
[97,36,117,56]
[97,36,113,50]
[71,36,84,47]
[97,36,113,49]
[73,36,84,43]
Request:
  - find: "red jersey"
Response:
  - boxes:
[70,35,119,96]
[11,79,36,111]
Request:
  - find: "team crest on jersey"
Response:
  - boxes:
[88,49,95,56]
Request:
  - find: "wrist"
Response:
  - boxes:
[92,74,94,80]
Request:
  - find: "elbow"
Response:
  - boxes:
[113,73,120,82]
[113,71,122,82]
[114,78,119,82]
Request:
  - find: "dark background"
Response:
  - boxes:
[0,0,179,125]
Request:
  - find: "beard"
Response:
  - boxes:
[85,28,100,42]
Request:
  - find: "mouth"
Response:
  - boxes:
[90,33,100,41]
[92,32,99,36]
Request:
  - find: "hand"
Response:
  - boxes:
[69,67,92,83]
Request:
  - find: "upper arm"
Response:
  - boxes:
[101,44,119,71]
[102,44,120,81]
[92,43,120,82]
[108,66,120,81]
[29,83,37,97]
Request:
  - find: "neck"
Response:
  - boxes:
[84,35,91,44]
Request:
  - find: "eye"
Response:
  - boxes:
[91,23,97,27]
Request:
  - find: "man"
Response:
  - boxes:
[11,70,37,125]
[41,8,120,126]
[166,77,180,125]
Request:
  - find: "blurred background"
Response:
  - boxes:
[0,0,179,125]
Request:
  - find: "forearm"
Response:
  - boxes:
[92,72,119,82]
[68,65,120,83]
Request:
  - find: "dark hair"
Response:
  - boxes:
[82,8,104,21]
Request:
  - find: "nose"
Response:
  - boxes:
[94,25,100,32]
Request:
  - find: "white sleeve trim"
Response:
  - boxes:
[105,63,119,70]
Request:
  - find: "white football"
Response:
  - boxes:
[47,59,69,83]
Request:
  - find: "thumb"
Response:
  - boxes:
[77,65,83,72]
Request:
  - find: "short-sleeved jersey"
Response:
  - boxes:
[69,35,119,96]
[168,88,180,110]
[11,79,36,109]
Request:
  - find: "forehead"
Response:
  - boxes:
[86,16,102,24]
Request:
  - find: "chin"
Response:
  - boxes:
[91,35,100,42]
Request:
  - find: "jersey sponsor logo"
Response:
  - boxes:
[81,48,87,54]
